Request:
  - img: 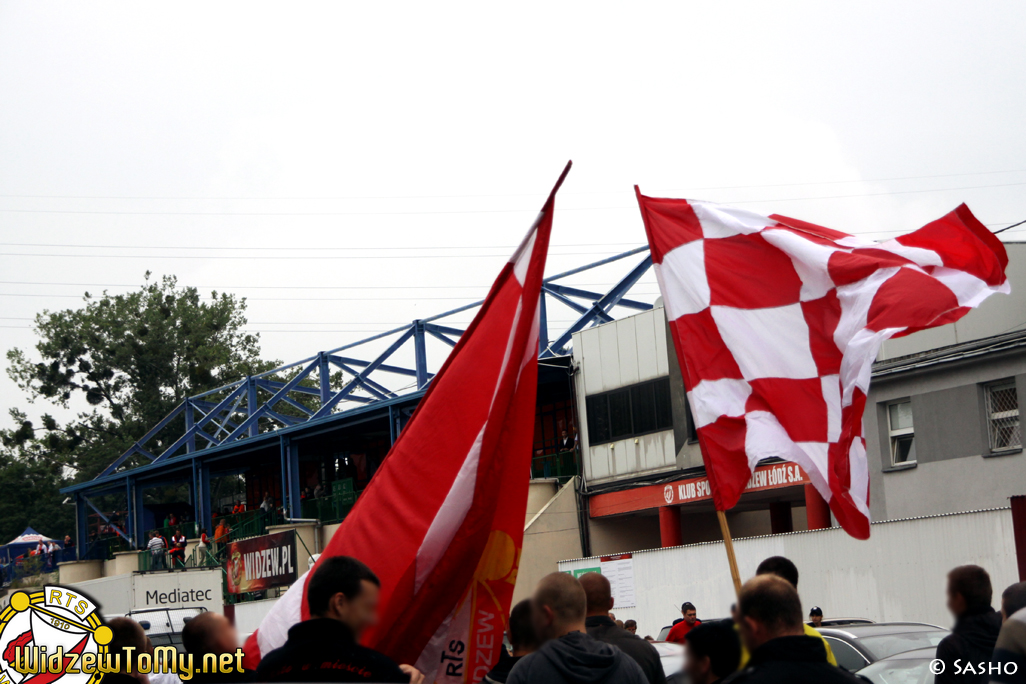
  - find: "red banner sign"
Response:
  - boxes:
[226,529,297,594]
[589,462,809,517]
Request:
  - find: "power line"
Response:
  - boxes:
[0,291,661,301]
[1,180,1025,215]
[3,167,1025,200]
[0,241,640,252]
[0,250,627,260]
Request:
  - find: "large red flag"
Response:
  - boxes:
[636,191,1009,539]
[244,162,571,683]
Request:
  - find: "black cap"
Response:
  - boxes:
[809,606,823,616]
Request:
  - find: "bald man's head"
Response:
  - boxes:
[579,572,613,616]
[532,572,587,642]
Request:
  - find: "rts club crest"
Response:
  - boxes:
[0,586,111,684]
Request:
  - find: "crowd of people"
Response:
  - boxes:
[97,554,1026,684]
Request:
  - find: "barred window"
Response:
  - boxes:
[986,381,1021,451]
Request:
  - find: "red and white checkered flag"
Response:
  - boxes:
[636,190,1009,539]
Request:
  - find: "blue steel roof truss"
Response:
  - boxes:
[75,246,656,493]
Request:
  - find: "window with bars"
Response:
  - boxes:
[887,400,916,466]
[986,380,1021,451]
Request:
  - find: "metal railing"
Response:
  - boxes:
[301,479,357,525]
[531,450,578,484]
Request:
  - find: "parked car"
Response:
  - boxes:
[108,607,207,654]
[857,646,938,684]
[819,618,875,627]
[818,623,948,672]
[650,640,685,682]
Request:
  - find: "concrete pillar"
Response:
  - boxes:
[659,506,682,548]
[1011,495,1026,581]
[770,501,794,534]
[805,484,831,530]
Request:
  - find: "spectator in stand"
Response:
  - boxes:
[64,534,74,549]
[170,528,187,569]
[579,572,665,684]
[935,565,1002,684]
[256,556,423,683]
[747,556,836,667]
[507,572,646,684]
[558,430,574,452]
[727,575,861,683]
[807,607,823,628]
[683,621,741,684]
[163,513,171,528]
[480,599,539,684]
[215,520,230,545]
[182,611,252,683]
[260,493,274,515]
[147,530,166,570]
[314,483,325,499]
[104,617,151,684]
[666,602,700,643]
[233,501,244,515]
[169,513,178,527]
[624,620,637,635]
[197,528,212,564]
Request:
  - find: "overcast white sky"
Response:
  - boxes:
[2,1,1025,425]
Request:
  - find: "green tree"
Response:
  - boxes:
[3,275,276,493]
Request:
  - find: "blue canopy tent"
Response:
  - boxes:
[0,527,62,563]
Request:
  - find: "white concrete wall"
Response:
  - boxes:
[573,308,676,485]
[560,507,1018,637]
[514,478,582,605]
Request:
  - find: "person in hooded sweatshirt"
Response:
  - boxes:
[480,599,539,684]
[990,582,1026,684]
[935,565,1003,684]
[579,572,666,684]
[507,572,647,684]
[724,575,862,684]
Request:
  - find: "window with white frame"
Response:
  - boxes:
[986,380,1021,451]
[888,400,916,466]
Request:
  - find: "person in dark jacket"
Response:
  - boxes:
[104,617,153,684]
[991,604,1026,684]
[724,575,862,684]
[480,599,539,683]
[183,611,254,682]
[256,556,423,683]
[579,572,666,684]
[684,621,741,684]
[507,572,646,684]
[935,565,1003,684]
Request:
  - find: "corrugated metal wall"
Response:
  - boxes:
[558,507,1018,637]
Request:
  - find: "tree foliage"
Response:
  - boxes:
[2,275,276,531]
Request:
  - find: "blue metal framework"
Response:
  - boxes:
[61,246,656,550]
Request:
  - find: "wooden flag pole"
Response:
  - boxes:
[717,510,743,597]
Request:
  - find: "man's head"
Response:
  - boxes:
[531,572,587,642]
[684,621,742,684]
[624,619,637,634]
[579,572,614,617]
[182,612,238,657]
[561,430,568,439]
[107,617,149,677]
[736,575,805,653]
[808,606,823,627]
[306,556,382,638]
[756,556,800,589]
[506,599,539,657]
[1002,582,1026,622]
[681,601,697,624]
[947,565,993,619]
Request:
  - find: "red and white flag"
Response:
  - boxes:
[636,190,1009,539]
[243,162,571,682]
